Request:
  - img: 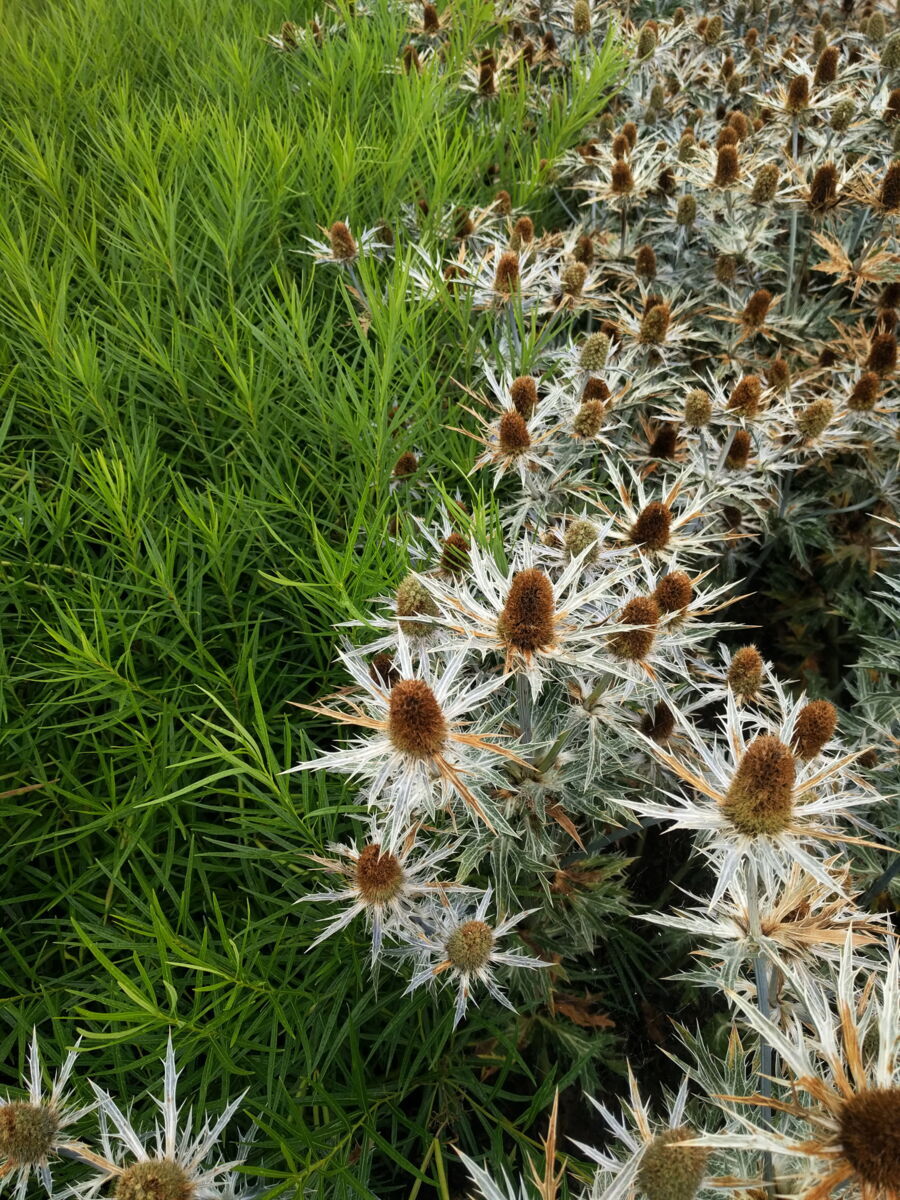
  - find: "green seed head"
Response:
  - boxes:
[564,518,600,564]
[395,574,439,637]
[0,1102,59,1166]
[115,1160,193,1200]
[573,0,590,36]
[796,398,834,440]
[580,332,610,371]
[446,920,493,972]
[882,33,900,70]
[636,1127,710,1200]
[727,645,764,698]
[684,388,712,427]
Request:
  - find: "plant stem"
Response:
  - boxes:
[517,672,533,743]
[747,870,776,1198]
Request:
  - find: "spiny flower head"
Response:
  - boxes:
[498,568,555,655]
[609,595,659,661]
[439,531,470,575]
[654,570,692,613]
[727,645,763,698]
[580,332,610,371]
[510,375,538,419]
[328,221,357,261]
[721,736,796,835]
[631,502,672,551]
[636,1127,710,1200]
[388,678,448,757]
[792,699,837,760]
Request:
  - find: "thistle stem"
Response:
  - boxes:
[747,870,777,1198]
[516,672,532,743]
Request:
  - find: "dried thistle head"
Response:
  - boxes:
[510,376,538,419]
[785,73,810,114]
[573,0,591,36]
[728,375,763,417]
[648,423,678,460]
[640,701,677,744]
[574,234,594,266]
[572,399,605,439]
[792,700,837,759]
[867,332,897,375]
[328,221,357,260]
[722,736,796,835]
[493,251,520,295]
[635,244,657,279]
[388,678,448,756]
[714,144,740,186]
[639,302,671,345]
[809,163,839,211]
[611,159,635,194]
[393,450,419,478]
[676,194,697,226]
[742,289,773,328]
[849,371,880,411]
[355,843,404,904]
[396,574,439,637]
[637,23,658,58]
[654,570,693,613]
[116,1161,193,1200]
[728,645,764,698]
[499,568,556,655]
[878,162,900,211]
[0,1102,60,1170]
[814,44,839,86]
[511,215,534,247]
[725,429,752,468]
[561,261,588,297]
[369,653,399,689]
[609,595,660,661]
[439,531,471,575]
[630,502,672,551]
[583,377,610,402]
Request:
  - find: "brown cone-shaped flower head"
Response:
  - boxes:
[355,843,404,904]
[561,261,588,297]
[792,700,837,759]
[714,145,740,186]
[388,678,448,757]
[498,410,531,455]
[868,333,897,375]
[786,73,810,113]
[115,1161,193,1200]
[609,596,660,661]
[722,736,796,835]
[849,371,880,410]
[640,701,677,744]
[440,531,470,575]
[369,653,400,689]
[879,163,900,211]
[654,570,692,613]
[611,159,635,194]
[839,1088,900,1191]
[727,645,763,697]
[814,45,840,86]
[725,429,752,468]
[728,375,763,417]
[328,221,357,260]
[393,450,418,478]
[636,1126,710,1200]
[648,423,678,459]
[446,920,493,971]
[639,302,671,345]
[574,234,594,266]
[631,502,672,551]
[494,251,520,294]
[0,1103,59,1167]
[513,215,534,245]
[743,289,773,328]
[583,377,609,402]
[510,376,538,419]
[580,332,610,372]
[635,244,657,279]
[422,2,440,33]
[810,163,839,210]
[499,569,555,654]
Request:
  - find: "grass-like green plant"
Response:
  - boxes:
[0,1,623,1194]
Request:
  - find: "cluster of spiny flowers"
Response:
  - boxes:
[0,1033,256,1200]
[278,0,899,1196]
